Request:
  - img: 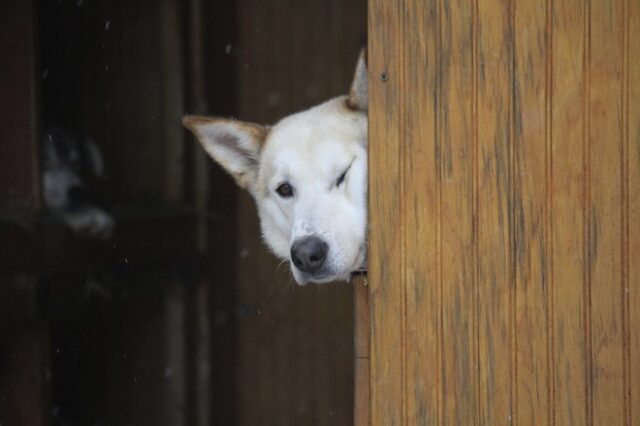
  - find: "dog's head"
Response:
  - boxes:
[41,126,106,211]
[184,50,368,285]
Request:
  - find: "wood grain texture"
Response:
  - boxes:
[367,0,639,424]
[551,0,588,423]
[403,1,441,425]
[353,276,370,426]
[630,1,640,423]
[589,0,625,422]
[513,0,551,423]
[438,0,478,423]
[368,0,407,424]
[476,0,514,422]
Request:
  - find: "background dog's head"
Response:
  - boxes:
[184,50,368,285]
[42,126,115,239]
[42,126,105,211]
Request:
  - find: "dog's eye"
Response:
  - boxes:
[276,182,294,198]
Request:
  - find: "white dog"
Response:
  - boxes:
[183,50,367,285]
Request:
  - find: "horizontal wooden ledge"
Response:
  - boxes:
[0,206,200,276]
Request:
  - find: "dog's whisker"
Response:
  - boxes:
[274,258,295,290]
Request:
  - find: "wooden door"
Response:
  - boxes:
[367,0,639,424]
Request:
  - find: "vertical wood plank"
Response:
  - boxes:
[438,0,478,423]
[185,0,209,250]
[0,0,39,202]
[182,5,211,421]
[551,0,588,423]
[622,0,632,424]
[368,0,406,424]
[160,0,185,203]
[201,2,239,423]
[588,0,626,422]
[353,276,370,426]
[476,0,514,422]
[403,1,441,425]
[513,0,551,423]
[626,0,639,423]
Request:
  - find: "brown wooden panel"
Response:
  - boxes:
[368,0,640,424]
[551,0,589,423]
[513,0,551,423]
[368,1,407,424]
[402,0,442,424]
[353,276,369,426]
[476,0,514,422]
[630,0,640,422]
[439,0,478,423]
[589,0,626,422]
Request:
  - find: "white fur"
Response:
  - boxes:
[184,50,368,285]
[255,97,367,284]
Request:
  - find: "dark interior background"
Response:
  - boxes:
[0,0,366,425]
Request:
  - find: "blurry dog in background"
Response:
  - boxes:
[41,126,115,239]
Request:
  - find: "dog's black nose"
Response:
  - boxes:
[290,237,328,273]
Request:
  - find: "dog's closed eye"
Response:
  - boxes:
[336,161,354,188]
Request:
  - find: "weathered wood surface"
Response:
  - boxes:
[353,275,370,426]
[368,0,639,424]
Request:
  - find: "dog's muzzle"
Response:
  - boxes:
[290,236,328,273]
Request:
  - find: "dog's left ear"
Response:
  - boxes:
[347,48,368,111]
[182,116,267,190]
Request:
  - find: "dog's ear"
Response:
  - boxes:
[347,48,368,111]
[182,116,267,189]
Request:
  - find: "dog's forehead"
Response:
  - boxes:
[261,97,366,177]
